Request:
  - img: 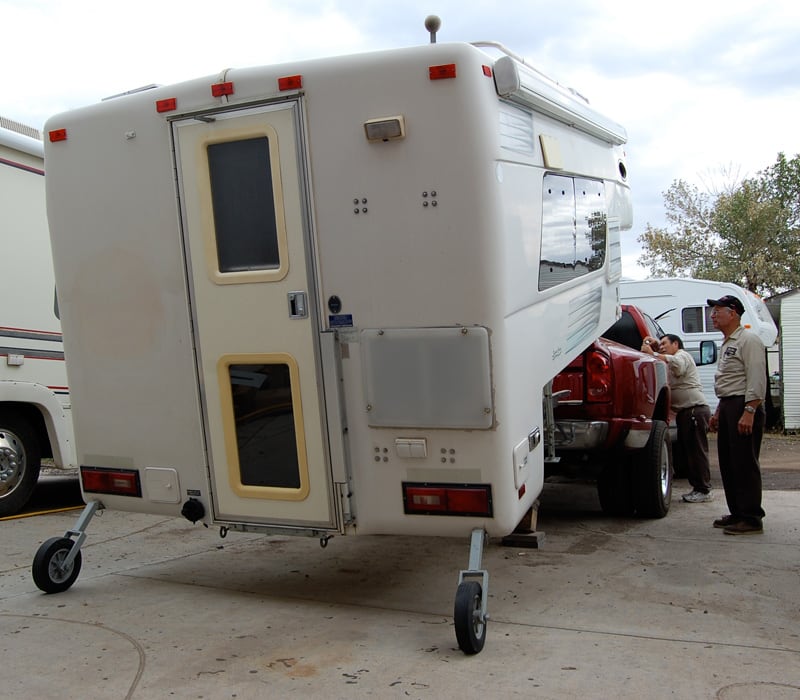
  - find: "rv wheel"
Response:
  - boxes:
[32,537,82,593]
[0,412,42,517]
[454,580,486,654]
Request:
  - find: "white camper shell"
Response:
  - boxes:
[0,118,76,516]
[39,38,631,653]
[620,278,778,409]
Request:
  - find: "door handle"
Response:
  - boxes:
[288,291,308,319]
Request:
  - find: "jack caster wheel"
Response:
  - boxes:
[32,537,82,593]
[454,580,486,654]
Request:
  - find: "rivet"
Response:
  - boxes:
[431,190,437,196]
[423,201,429,207]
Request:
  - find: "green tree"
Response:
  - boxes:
[638,153,800,296]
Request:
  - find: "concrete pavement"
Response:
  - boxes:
[2,482,800,699]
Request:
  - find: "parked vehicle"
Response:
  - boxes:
[550,304,673,517]
[38,25,632,654]
[0,117,76,517]
[620,278,777,410]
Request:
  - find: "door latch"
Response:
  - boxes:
[288,291,308,319]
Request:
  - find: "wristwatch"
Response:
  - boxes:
[744,405,756,414]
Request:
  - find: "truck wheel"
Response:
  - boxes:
[633,419,672,518]
[597,459,635,516]
[0,412,42,517]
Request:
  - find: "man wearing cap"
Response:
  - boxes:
[707,295,767,535]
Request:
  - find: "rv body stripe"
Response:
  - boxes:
[0,156,45,176]
[0,327,63,342]
[0,347,65,360]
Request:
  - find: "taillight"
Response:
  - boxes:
[586,349,612,401]
[81,466,142,497]
[402,483,492,517]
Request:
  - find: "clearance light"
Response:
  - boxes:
[211,82,234,97]
[402,483,492,517]
[49,129,67,142]
[278,75,303,91]
[364,116,406,142]
[429,63,457,80]
[156,98,177,113]
[81,466,142,497]
[482,65,493,77]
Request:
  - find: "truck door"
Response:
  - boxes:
[173,101,336,530]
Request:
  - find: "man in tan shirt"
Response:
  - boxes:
[641,333,712,502]
[706,295,767,535]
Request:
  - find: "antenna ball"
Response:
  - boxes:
[424,15,442,33]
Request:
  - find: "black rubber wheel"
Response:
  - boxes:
[454,580,486,655]
[597,458,635,516]
[0,412,42,517]
[32,536,82,593]
[633,420,672,518]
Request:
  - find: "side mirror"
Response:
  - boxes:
[698,340,717,366]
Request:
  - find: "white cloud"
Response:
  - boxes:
[3,0,799,282]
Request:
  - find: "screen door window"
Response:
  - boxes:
[228,362,301,489]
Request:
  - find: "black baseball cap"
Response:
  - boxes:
[707,295,745,315]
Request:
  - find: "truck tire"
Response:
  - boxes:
[0,412,42,517]
[597,459,635,516]
[633,419,672,518]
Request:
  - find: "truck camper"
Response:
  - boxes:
[0,117,76,517]
[36,19,632,653]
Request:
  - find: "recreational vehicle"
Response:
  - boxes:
[36,24,631,653]
[620,278,778,409]
[0,117,76,517]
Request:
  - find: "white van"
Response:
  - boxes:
[620,278,777,409]
[0,117,76,517]
[38,32,631,653]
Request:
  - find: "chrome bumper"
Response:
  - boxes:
[553,421,609,450]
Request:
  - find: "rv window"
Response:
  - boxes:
[681,307,704,334]
[539,174,606,291]
[207,137,280,273]
[228,362,301,489]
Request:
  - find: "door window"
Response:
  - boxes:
[208,138,280,272]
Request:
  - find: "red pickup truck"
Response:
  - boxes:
[549,304,673,518]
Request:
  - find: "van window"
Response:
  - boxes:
[207,137,280,272]
[681,306,704,334]
[540,175,606,291]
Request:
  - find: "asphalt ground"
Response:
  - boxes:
[1,433,798,699]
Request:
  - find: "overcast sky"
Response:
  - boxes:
[3,0,799,279]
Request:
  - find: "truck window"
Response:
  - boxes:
[540,174,607,291]
[207,137,280,273]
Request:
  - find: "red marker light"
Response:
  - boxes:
[278,75,303,91]
[429,63,457,80]
[48,129,67,142]
[482,65,492,77]
[211,81,234,97]
[156,98,177,113]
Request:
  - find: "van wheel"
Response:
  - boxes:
[0,413,41,517]
[32,536,82,593]
[633,420,672,518]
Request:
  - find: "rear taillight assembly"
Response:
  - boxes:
[586,349,612,401]
[81,466,141,497]
[402,483,492,517]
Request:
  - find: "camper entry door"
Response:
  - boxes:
[173,102,336,530]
